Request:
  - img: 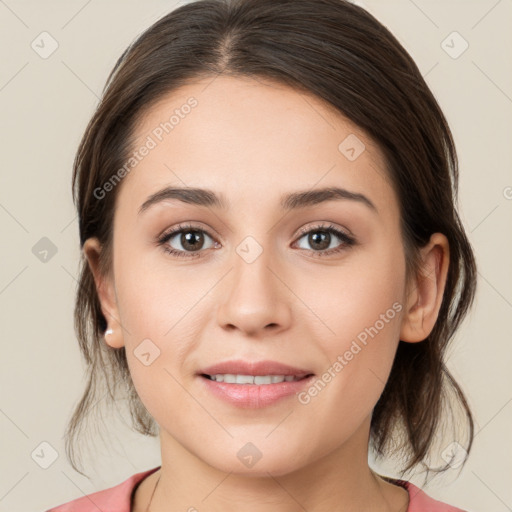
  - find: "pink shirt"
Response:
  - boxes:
[45,466,468,511]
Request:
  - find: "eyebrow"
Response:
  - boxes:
[138,186,378,215]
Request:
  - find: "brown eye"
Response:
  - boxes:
[294,224,356,257]
[304,231,332,251]
[177,230,206,252]
[157,224,217,258]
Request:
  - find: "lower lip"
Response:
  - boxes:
[198,375,315,408]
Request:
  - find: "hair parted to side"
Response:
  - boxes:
[67,0,477,480]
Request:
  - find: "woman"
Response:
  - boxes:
[47,0,476,510]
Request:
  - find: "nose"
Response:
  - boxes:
[215,242,292,337]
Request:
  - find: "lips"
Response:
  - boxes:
[198,359,314,379]
[197,359,315,408]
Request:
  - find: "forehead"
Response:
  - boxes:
[120,75,397,221]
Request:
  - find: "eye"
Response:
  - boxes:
[156,222,356,259]
[156,223,218,258]
[293,223,356,257]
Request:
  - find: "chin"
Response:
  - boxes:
[202,440,309,478]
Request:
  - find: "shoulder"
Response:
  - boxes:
[45,466,161,512]
[402,480,469,512]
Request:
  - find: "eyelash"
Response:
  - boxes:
[156,222,357,259]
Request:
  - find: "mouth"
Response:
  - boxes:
[200,373,313,384]
[197,359,314,379]
[196,360,315,408]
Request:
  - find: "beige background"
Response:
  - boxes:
[0,1,511,511]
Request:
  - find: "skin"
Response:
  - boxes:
[84,75,449,512]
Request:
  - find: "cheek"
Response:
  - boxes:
[315,241,405,416]
[113,233,201,336]
[112,239,210,404]
[310,233,405,347]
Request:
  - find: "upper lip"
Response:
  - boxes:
[198,359,314,378]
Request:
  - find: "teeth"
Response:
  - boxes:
[207,374,301,384]
[236,374,254,384]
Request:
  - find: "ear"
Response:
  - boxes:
[400,233,450,343]
[83,237,125,349]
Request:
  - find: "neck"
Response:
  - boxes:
[143,420,409,512]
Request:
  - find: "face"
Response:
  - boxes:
[87,75,415,476]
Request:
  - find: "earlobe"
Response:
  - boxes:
[82,237,125,349]
[399,233,450,343]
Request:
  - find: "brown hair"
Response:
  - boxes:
[67,0,477,480]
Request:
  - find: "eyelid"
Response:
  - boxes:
[294,222,354,240]
[157,221,217,241]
